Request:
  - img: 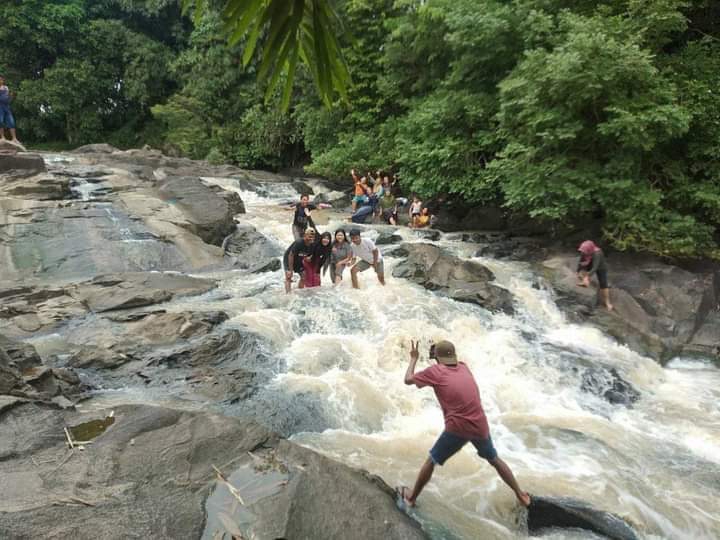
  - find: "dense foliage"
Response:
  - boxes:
[1,0,719,256]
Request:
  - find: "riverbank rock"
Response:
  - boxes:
[527,495,638,540]
[541,253,720,362]
[0,403,427,540]
[156,176,245,246]
[393,243,514,314]
[0,272,216,338]
[375,231,403,245]
[0,152,46,178]
[224,223,283,271]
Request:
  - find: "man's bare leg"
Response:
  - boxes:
[489,457,530,507]
[9,128,18,143]
[406,457,435,506]
[377,271,385,286]
[0,128,5,140]
[351,267,359,289]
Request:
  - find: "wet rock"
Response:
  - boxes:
[72,143,120,154]
[0,334,41,371]
[541,254,720,362]
[0,152,46,178]
[527,495,638,540]
[385,246,410,258]
[224,224,283,270]
[0,173,71,200]
[151,329,243,367]
[393,243,514,314]
[412,229,440,241]
[67,311,229,370]
[475,235,544,262]
[157,176,245,246]
[581,366,640,406]
[375,231,403,245]
[0,349,23,394]
[0,403,426,540]
[67,348,134,370]
[69,272,216,313]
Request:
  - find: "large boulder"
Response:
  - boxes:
[0,173,71,200]
[527,495,638,540]
[0,403,427,540]
[157,176,245,246]
[0,273,216,338]
[223,223,282,271]
[68,272,216,313]
[392,243,514,314]
[72,143,120,154]
[541,253,720,362]
[0,152,46,178]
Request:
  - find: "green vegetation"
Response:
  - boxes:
[1,0,718,257]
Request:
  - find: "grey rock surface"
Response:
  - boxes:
[0,403,427,540]
[393,243,514,314]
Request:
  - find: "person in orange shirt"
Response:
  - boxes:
[351,169,369,212]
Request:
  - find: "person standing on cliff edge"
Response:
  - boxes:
[0,76,20,145]
[398,340,531,508]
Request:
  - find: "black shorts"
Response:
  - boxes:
[596,268,609,289]
[429,431,498,465]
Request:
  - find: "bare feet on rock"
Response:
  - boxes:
[396,486,416,508]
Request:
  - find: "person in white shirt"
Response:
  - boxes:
[348,229,385,289]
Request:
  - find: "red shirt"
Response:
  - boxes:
[413,362,490,439]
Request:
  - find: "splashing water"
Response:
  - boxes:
[86,177,720,538]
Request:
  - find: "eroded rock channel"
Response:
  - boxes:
[1,146,718,539]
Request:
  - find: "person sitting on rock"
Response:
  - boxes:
[398,340,531,509]
[349,229,385,288]
[0,76,20,145]
[415,207,431,228]
[283,228,316,293]
[379,189,399,225]
[576,240,613,311]
[329,229,353,285]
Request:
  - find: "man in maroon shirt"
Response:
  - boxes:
[400,340,530,508]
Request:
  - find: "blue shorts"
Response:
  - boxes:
[352,195,368,204]
[429,431,498,466]
[0,106,15,129]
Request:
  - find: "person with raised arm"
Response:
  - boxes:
[398,340,530,509]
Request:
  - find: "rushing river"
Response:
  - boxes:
[38,167,720,539]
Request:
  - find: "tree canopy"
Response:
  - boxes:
[1,0,718,257]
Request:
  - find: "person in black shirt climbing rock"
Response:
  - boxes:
[577,240,613,311]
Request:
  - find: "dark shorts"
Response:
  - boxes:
[596,268,609,289]
[353,259,384,275]
[429,431,498,466]
[0,106,15,129]
[282,254,304,275]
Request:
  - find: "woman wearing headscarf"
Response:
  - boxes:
[577,240,613,311]
[303,231,333,287]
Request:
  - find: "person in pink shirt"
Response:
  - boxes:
[399,340,530,508]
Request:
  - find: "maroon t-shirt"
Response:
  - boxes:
[413,362,490,439]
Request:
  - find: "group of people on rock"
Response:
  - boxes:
[283,226,384,293]
[349,168,437,228]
